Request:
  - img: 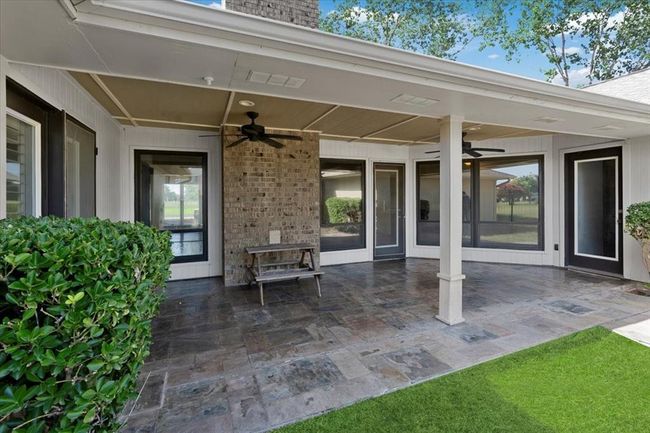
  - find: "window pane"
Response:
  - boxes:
[415,161,473,246]
[6,114,36,217]
[375,169,398,247]
[135,152,206,260]
[575,158,617,258]
[320,159,365,251]
[478,157,541,248]
[462,161,473,246]
[416,161,440,246]
[65,119,95,217]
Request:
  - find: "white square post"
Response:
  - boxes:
[436,115,465,325]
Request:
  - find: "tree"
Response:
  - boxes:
[474,0,650,86]
[320,0,473,59]
[497,182,527,222]
[512,174,539,201]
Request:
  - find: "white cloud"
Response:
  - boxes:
[565,46,581,55]
[487,53,500,60]
[350,6,369,23]
[206,1,222,9]
[568,9,626,32]
[551,67,591,87]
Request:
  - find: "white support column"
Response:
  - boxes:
[436,115,465,325]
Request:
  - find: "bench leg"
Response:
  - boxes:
[259,282,264,306]
[314,275,321,298]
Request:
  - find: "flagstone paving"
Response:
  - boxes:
[119,259,650,433]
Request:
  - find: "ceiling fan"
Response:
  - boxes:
[425,132,505,158]
[200,111,302,149]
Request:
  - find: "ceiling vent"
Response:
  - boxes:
[391,93,438,107]
[533,116,564,123]
[247,70,306,89]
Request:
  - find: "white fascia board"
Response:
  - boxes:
[78,0,650,122]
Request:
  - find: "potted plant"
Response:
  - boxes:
[624,201,650,291]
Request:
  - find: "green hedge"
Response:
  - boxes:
[0,217,173,433]
[324,197,362,224]
[625,201,650,242]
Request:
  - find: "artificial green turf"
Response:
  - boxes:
[275,327,650,433]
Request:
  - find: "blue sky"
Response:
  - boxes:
[187,0,564,83]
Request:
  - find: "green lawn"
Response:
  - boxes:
[276,327,650,433]
[163,200,199,219]
[496,201,539,222]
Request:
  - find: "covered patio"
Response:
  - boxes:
[122,259,650,433]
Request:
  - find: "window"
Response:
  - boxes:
[416,160,473,247]
[65,117,96,217]
[320,159,365,252]
[416,156,543,250]
[416,161,440,246]
[5,109,40,218]
[478,157,543,249]
[135,151,208,262]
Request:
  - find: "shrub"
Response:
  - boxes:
[625,201,650,274]
[324,197,362,224]
[0,217,172,433]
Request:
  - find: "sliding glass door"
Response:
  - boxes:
[65,117,96,217]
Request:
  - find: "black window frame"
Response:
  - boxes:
[134,150,209,264]
[415,155,545,251]
[64,114,97,217]
[320,158,366,252]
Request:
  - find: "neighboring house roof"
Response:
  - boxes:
[585,68,650,105]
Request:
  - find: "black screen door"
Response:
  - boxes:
[134,150,208,263]
[565,147,623,275]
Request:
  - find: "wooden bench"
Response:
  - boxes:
[245,243,323,305]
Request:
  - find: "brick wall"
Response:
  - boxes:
[222,126,320,285]
[225,0,320,28]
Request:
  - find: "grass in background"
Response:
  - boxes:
[276,327,650,433]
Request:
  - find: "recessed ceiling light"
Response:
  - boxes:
[391,93,438,107]
[534,116,564,123]
[466,125,481,131]
[238,100,255,107]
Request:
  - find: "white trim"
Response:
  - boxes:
[573,155,620,261]
[5,108,42,217]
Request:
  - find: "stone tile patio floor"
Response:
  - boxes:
[120,259,650,433]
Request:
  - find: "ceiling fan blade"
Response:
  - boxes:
[465,149,483,158]
[261,137,284,149]
[226,137,248,148]
[424,150,440,154]
[221,134,246,137]
[264,133,303,141]
[199,134,219,138]
[471,148,505,153]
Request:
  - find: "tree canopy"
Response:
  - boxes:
[319,0,472,59]
[320,0,650,87]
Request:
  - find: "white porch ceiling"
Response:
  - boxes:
[2,0,650,139]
